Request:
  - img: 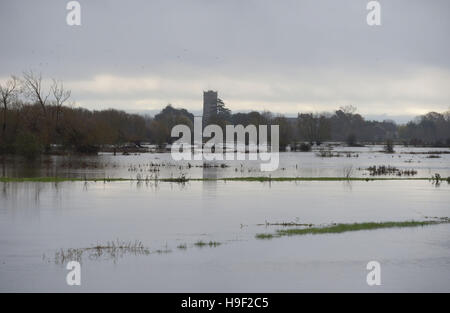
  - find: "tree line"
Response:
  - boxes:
[1,73,449,158]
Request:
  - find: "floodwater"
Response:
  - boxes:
[1,145,450,180]
[0,145,450,292]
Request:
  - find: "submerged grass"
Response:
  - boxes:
[255,219,450,240]
[255,233,276,240]
[257,221,314,227]
[51,240,151,264]
[194,240,222,248]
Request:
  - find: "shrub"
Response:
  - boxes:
[14,132,42,160]
[384,139,395,153]
[347,134,357,146]
[74,144,99,154]
[299,143,311,152]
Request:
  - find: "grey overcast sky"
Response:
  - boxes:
[1,0,449,122]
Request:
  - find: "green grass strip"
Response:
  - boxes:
[255,220,449,239]
[219,177,432,182]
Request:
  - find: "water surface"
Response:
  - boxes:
[1,178,449,292]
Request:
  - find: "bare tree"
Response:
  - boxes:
[340,105,357,115]
[23,71,49,115]
[0,75,18,136]
[51,79,71,124]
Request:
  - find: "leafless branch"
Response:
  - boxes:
[0,75,19,134]
[22,71,49,114]
[51,79,71,108]
[0,75,18,109]
[51,79,71,124]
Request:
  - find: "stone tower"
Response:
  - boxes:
[203,90,218,125]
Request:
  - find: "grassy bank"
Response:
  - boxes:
[219,177,431,182]
[0,176,438,183]
[255,219,450,239]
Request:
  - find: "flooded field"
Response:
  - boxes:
[1,145,450,180]
[1,145,450,292]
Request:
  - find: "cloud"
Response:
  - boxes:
[1,0,449,121]
[59,65,450,117]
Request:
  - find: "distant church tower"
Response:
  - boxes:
[203,90,218,125]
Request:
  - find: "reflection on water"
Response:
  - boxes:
[1,156,5,178]
[202,160,219,180]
